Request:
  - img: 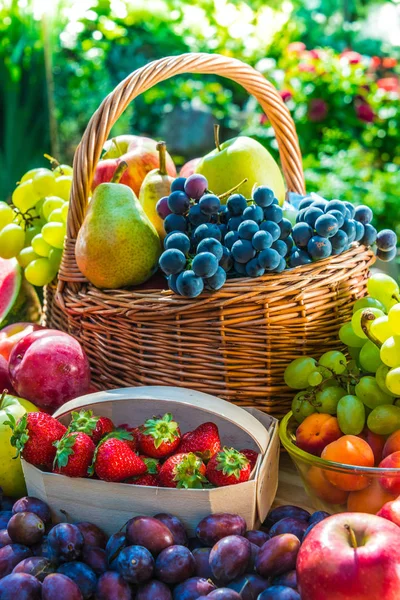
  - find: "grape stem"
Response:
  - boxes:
[214,124,221,152]
[218,178,249,201]
[156,141,167,175]
[360,309,382,348]
[11,205,39,228]
[111,161,128,184]
[44,153,62,173]
[345,524,358,549]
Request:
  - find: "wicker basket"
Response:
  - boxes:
[44,52,375,418]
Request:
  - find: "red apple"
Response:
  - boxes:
[0,354,15,395]
[0,322,44,361]
[9,329,91,411]
[379,451,400,495]
[93,134,176,196]
[180,157,201,178]
[377,497,400,527]
[297,512,400,599]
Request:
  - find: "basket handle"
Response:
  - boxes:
[59,52,304,285]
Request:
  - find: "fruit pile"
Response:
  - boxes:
[8,410,258,489]
[0,160,73,287]
[157,175,397,297]
[0,493,332,599]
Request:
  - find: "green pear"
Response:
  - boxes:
[75,163,161,289]
[195,130,286,204]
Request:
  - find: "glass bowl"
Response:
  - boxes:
[279,411,400,514]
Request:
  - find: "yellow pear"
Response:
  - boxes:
[139,141,174,240]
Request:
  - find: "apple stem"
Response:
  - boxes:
[156,141,167,175]
[345,524,358,549]
[360,309,382,348]
[214,124,221,152]
[111,161,128,184]
[218,178,249,201]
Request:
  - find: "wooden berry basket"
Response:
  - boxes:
[44,53,375,418]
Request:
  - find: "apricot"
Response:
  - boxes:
[347,478,396,514]
[358,427,386,465]
[306,465,348,505]
[383,430,400,459]
[379,451,400,495]
[321,435,374,491]
[295,413,342,457]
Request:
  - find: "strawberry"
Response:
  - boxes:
[53,432,95,478]
[68,409,115,444]
[139,456,161,475]
[5,412,67,468]
[240,449,259,471]
[205,447,251,487]
[91,432,147,482]
[128,474,159,487]
[159,452,207,489]
[117,424,140,452]
[177,422,221,461]
[138,413,181,459]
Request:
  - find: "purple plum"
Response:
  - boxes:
[265,506,310,529]
[258,586,301,599]
[155,544,195,584]
[57,561,97,599]
[81,545,108,574]
[96,571,133,600]
[12,497,51,525]
[210,535,251,584]
[42,573,83,599]
[47,523,84,562]
[244,530,270,547]
[308,511,330,525]
[0,572,41,599]
[136,580,173,600]
[154,513,188,546]
[269,518,308,542]
[0,529,12,548]
[75,522,107,549]
[126,516,174,555]
[12,556,55,581]
[188,537,205,550]
[272,570,297,589]
[172,576,216,599]
[196,514,247,547]
[256,534,300,578]
[0,544,31,578]
[0,512,12,529]
[193,547,213,579]
[117,545,154,583]
[105,532,126,569]
[248,542,260,572]
[227,573,271,600]
[7,512,45,546]
[207,589,242,599]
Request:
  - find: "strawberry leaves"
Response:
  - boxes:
[174,453,207,489]
[68,409,99,435]
[53,432,79,469]
[5,412,30,458]
[215,447,250,480]
[142,413,180,448]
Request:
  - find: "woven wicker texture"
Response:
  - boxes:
[45,52,374,417]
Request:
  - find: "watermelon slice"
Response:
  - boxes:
[0,258,22,325]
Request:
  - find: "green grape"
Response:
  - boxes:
[17,246,39,268]
[42,196,65,221]
[308,371,323,386]
[25,258,56,286]
[380,336,400,368]
[320,378,341,390]
[367,273,400,311]
[32,168,58,197]
[284,357,317,389]
[20,167,47,183]
[54,164,73,177]
[25,225,42,245]
[376,364,397,397]
[54,175,72,201]
[315,386,346,414]
[348,347,361,361]
[318,351,347,375]
[386,367,400,396]
[369,316,392,344]
[353,297,386,314]
[48,208,64,223]
[355,375,393,409]
[32,233,52,258]
[337,395,365,435]
[359,340,382,373]
[338,322,365,348]
[367,404,400,435]
[351,308,385,339]
[61,202,69,224]
[0,202,14,229]
[41,222,66,249]
[389,304,400,336]
[291,392,316,423]
[12,180,40,213]
[0,224,25,259]
[48,248,63,271]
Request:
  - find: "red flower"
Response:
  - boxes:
[287,42,306,55]
[382,58,397,69]
[377,77,399,93]
[371,56,381,69]
[355,102,375,123]
[280,89,292,102]
[299,63,315,73]
[308,98,328,122]
[340,51,362,64]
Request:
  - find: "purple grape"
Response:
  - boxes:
[243,205,264,224]
[164,232,191,256]
[315,214,339,238]
[218,248,233,273]
[192,547,213,579]
[324,199,346,215]
[81,545,107,575]
[224,231,240,250]
[227,194,247,215]
[192,252,219,278]
[156,196,173,220]
[307,235,332,260]
[159,249,186,276]
[106,532,126,569]
[0,572,42,599]
[376,229,397,251]
[176,270,204,298]
[188,204,210,227]
[194,223,221,243]
[253,186,274,208]
[330,229,348,252]
[117,545,154,583]
[292,223,313,248]
[47,523,84,562]
[271,240,288,257]
[155,544,195,584]
[197,237,224,260]
[231,239,256,263]
[238,220,259,241]
[172,576,216,600]
[196,514,247,547]
[164,213,187,234]
[252,230,273,251]
[272,570,297,589]
[328,209,345,228]
[12,556,55,581]
[96,571,133,600]
[304,207,324,228]
[171,177,187,193]
[126,516,173,555]
[0,511,12,529]
[260,220,280,241]
[289,249,312,267]
[154,513,188,547]
[167,191,190,215]
[227,573,269,600]
[7,512,45,546]
[42,573,83,600]
[354,204,373,224]
[279,218,292,240]
[255,534,300,578]
[263,204,283,223]
[184,174,208,200]
[0,544,31,578]
[57,561,97,599]
[258,586,301,599]
[377,247,397,261]
[136,579,173,600]
[244,530,270,547]
[0,529,12,548]
[12,497,51,525]
[75,522,107,549]
[245,258,264,278]
[360,222,377,246]
[199,194,220,215]
[258,248,281,270]
[344,201,355,218]
[269,518,308,542]
[298,198,314,210]
[227,216,244,232]
[207,589,242,599]
[205,266,227,290]
[308,511,330,525]
[209,535,251,584]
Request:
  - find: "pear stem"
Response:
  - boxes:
[218,178,248,201]
[360,310,382,348]
[345,524,358,549]
[111,137,123,156]
[157,141,167,176]
[214,124,221,152]
[111,161,128,184]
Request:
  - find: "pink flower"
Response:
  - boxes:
[377,77,399,92]
[340,50,362,64]
[259,113,268,125]
[308,49,321,59]
[299,63,315,73]
[355,102,375,123]
[280,89,292,102]
[308,99,328,122]
[287,42,306,55]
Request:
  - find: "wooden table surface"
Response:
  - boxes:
[274,453,314,512]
